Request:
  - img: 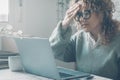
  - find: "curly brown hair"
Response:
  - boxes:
[70,0,120,44]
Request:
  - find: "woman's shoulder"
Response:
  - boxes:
[112,29,120,45]
[112,20,120,38]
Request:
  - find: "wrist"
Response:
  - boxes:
[62,21,69,30]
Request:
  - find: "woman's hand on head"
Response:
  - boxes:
[62,3,80,30]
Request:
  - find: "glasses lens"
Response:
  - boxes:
[75,12,82,21]
[75,9,92,21]
[83,10,91,19]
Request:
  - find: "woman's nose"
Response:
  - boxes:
[79,17,86,23]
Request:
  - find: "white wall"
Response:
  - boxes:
[22,0,57,37]
[9,0,57,37]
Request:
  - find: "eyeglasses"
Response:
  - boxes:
[74,9,93,21]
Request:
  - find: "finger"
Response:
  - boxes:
[69,3,79,10]
[66,5,80,18]
[69,1,83,11]
[66,7,79,19]
[66,3,80,15]
[69,7,79,19]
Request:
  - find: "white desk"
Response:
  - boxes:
[0,69,112,80]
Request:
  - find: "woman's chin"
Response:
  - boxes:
[77,25,90,32]
[80,25,89,31]
[83,28,90,32]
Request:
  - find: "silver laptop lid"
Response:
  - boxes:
[14,37,61,80]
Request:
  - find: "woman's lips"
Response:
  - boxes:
[81,23,88,27]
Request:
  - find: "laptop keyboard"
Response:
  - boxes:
[59,72,73,78]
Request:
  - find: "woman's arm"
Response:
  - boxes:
[49,21,76,62]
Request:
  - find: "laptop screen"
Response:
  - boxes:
[14,37,61,79]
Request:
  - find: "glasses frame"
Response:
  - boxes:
[74,9,93,22]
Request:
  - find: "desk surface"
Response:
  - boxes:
[0,69,112,80]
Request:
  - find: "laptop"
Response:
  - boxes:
[14,37,90,80]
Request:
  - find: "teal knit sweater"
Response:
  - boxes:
[49,21,120,80]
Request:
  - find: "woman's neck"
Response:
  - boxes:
[90,26,101,42]
[90,32,99,42]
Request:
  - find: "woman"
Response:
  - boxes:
[49,0,120,79]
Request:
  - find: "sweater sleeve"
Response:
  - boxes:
[49,21,76,62]
[116,45,120,80]
[114,36,120,80]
